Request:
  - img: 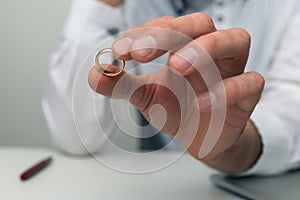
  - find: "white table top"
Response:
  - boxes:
[0,147,240,200]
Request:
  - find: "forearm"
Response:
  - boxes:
[43,0,125,154]
[206,120,262,174]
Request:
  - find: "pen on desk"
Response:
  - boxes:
[20,156,52,181]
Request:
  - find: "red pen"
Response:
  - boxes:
[20,156,52,181]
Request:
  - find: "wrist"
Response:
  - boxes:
[207,120,262,174]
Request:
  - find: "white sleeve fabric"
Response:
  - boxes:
[42,0,126,155]
[247,13,300,175]
[62,0,125,41]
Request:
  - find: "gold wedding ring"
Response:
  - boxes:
[95,48,125,77]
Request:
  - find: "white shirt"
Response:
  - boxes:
[42,0,300,175]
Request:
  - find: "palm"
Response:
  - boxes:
[130,62,252,160]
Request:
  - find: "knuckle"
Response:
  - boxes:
[167,19,177,30]
[196,13,215,31]
[157,15,175,28]
[158,16,176,29]
[230,79,241,94]
[139,15,175,28]
[203,33,219,49]
[226,78,243,102]
[197,13,213,23]
[160,15,175,21]
[233,28,251,45]
[248,72,265,90]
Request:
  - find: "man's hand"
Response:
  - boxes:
[88,13,264,174]
[98,0,123,7]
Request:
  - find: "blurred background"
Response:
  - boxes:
[0,0,72,147]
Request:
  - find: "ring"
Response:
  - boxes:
[95,48,125,77]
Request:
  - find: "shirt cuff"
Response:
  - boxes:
[63,0,126,39]
[245,108,293,175]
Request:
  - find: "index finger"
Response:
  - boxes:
[113,13,217,62]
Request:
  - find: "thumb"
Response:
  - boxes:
[88,66,150,105]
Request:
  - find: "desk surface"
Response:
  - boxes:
[0,147,239,200]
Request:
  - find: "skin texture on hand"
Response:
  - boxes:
[98,0,123,7]
[88,13,265,174]
[206,120,263,173]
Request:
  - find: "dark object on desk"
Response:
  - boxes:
[211,169,300,200]
[138,111,166,151]
[20,156,52,181]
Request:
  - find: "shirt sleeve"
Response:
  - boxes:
[42,0,126,155]
[246,12,300,175]
[63,0,126,41]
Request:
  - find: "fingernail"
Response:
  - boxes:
[170,48,198,72]
[132,35,156,58]
[113,37,133,56]
[197,92,216,109]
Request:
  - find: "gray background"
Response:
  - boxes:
[0,0,72,147]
